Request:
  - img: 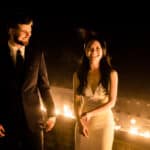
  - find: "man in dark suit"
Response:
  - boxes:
[0,13,56,150]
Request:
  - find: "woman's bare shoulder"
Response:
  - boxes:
[110,69,118,79]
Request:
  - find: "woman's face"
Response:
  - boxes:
[85,40,103,63]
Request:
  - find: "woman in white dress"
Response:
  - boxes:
[73,37,118,150]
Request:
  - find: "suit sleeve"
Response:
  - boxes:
[38,51,55,117]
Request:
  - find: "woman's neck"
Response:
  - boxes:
[90,62,100,71]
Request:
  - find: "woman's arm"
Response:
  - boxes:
[73,72,83,122]
[73,72,89,137]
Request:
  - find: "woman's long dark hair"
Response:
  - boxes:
[76,36,113,95]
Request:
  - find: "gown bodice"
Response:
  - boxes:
[81,83,109,114]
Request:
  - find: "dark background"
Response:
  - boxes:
[35,16,150,101]
[0,9,150,101]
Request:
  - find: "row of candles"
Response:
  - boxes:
[41,104,150,139]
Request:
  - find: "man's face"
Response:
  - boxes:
[10,22,33,46]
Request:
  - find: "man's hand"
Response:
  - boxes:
[0,124,5,137]
[45,116,56,132]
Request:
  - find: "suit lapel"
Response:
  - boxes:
[5,45,16,73]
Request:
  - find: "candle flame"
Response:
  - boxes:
[40,104,47,113]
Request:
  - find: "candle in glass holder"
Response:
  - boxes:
[40,104,47,127]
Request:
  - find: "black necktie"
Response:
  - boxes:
[16,50,24,86]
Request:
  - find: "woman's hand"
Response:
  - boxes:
[78,121,89,138]
[78,112,92,137]
[80,112,91,124]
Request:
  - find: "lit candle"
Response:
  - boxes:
[40,104,47,150]
[40,104,47,126]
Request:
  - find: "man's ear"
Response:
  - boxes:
[8,28,13,35]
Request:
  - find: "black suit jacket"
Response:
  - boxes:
[0,43,55,133]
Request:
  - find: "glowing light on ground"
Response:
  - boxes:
[130,118,136,125]
[129,127,138,135]
[55,104,75,119]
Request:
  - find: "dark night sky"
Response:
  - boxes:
[34,16,150,91]
[0,10,150,100]
[35,17,150,100]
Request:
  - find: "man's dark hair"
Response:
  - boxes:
[7,12,33,29]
